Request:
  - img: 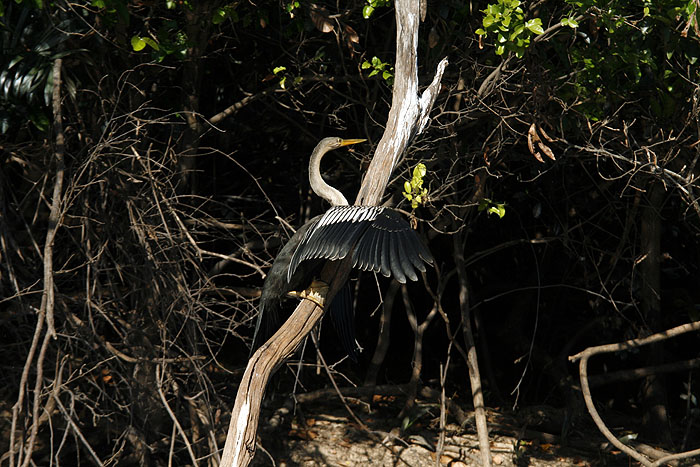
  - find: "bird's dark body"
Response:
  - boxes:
[251,216,357,359]
[250,137,433,362]
[251,217,319,353]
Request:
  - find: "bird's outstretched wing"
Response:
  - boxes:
[352,208,433,283]
[288,206,433,284]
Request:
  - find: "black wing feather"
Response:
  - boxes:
[396,230,419,281]
[388,233,407,283]
[287,216,322,281]
[328,282,359,361]
[288,206,375,281]
[379,230,393,277]
[404,229,428,272]
[353,223,374,271]
[353,217,381,271]
[288,206,433,284]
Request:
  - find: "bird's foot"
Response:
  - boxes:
[288,279,328,308]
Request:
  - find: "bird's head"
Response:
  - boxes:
[324,137,366,150]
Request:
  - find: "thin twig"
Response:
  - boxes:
[310,334,376,435]
[52,394,103,466]
[156,364,199,467]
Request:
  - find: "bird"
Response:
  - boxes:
[251,137,433,360]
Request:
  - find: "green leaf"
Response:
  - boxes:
[525,18,544,35]
[496,44,505,55]
[131,36,147,52]
[142,37,159,51]
[483,15,494,28]
[361,61,371,69]
[273,66,287,74]
[475,28,486,35]
[510,24,524,40]
[363,5,374,19]
[213,7,227,24]
[561,17,578,28]
[488,205,506,218]
[29,110,49,132]
[368,69,379,77]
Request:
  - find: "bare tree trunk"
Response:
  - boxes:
[455,232,492,467]
[179,2,220,192]
[639,182,672,444]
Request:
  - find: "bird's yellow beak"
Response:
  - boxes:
[339,138,366,147]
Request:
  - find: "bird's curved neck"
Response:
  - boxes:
[309,143,349,206]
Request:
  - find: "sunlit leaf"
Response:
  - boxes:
[131,36,147,52]
[525,18,544,34]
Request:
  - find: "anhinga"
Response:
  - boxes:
[251,137,433,360]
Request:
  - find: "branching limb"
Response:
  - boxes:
[10,57,66,467]
[42,57,66,338]
[570,320,700,466]
[401,285,439,416]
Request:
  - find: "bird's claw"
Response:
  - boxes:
[288,279,328,308]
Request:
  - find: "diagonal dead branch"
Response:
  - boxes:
[220,0,448,464]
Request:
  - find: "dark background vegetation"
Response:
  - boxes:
[1,0,700,465]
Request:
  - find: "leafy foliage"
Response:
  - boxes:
[0,3,87,132]
[478,198,507,218]
[361,55,394,84]
[475,0,544,57]
[363,0,391,19]
[403,163,428,209]
[557,0,700,121]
